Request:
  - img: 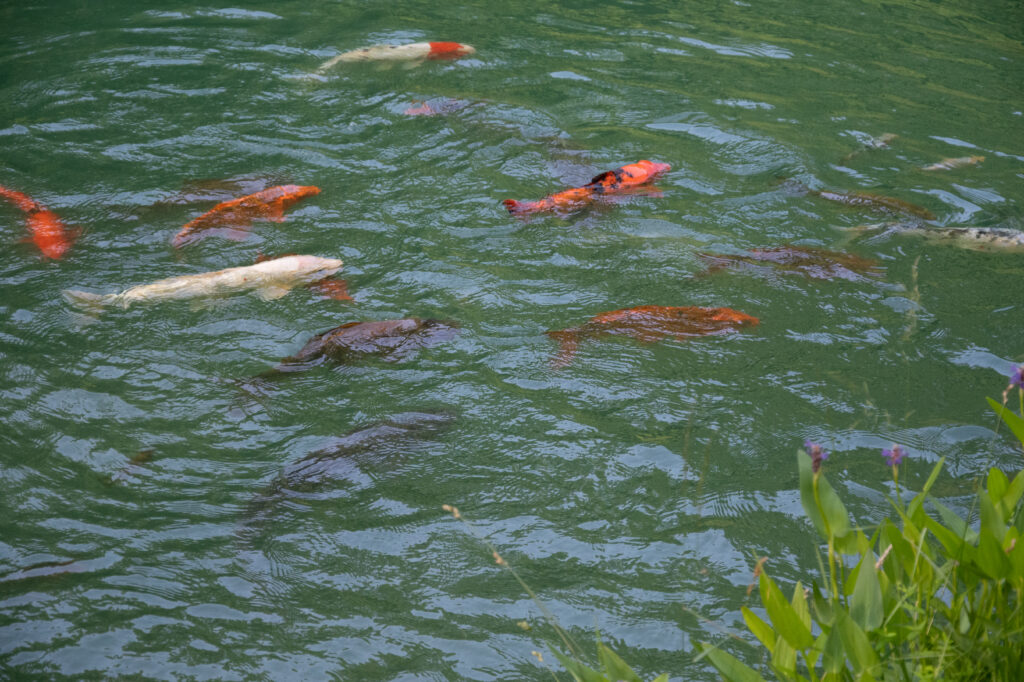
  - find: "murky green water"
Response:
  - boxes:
[2,0,1022,678]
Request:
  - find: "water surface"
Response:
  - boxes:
[1,0,1022,678]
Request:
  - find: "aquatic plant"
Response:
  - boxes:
[699,379,1024,680]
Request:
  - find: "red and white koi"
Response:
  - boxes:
[503,160,671,216]
[316,41,475,73]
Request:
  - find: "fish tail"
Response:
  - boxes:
[0,185,42,213]
[62,289,114,313]
[546,330,579,369]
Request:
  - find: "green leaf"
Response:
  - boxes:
[651,675,670,682]
[976,528,1010,580]
[810,581,834,627]
[550,648,606,682]
[597,642,641,682]
[760,572,815,650]
[822,623,847,674]
[999,470,1024,519]
[791,581,811,633]
[979,492,1007,542]
[835,609,879,674]
[988,468,1009,506]
[930,499,977,543]
[698,643,766,682]
[798,450,851,545]
[849,553,883,631]
[987,397,1024,445]
[741,606,776,654]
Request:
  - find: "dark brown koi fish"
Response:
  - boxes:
[237,411,455,543]
[172,184,320,247]
[783,179,935,221]
[697,246,884,281]
[546,305,758,368]
[814,189,936,221]
[250,318,460,386]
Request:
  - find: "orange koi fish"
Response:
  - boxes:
[0,184,77,259]
[172,184,320,247]
[546,305,758,368]
[697,246,884,281]
[503,160,671,216]
[317,42,475,73]
[255,253,353,301]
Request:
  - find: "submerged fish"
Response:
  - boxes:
[921,155,984,171]
[403,97,475,116]
[172,184,320,247]
[63,254,343,312]
[0,184,78,259]
[697,246,884,280]
[316,41,475,73]
[268,318,459,374]
[840,133,897,163]
[237,411,456,543]
[858,223,1024,252]
[785,180,935,221]
[503,160,671,216]
[546,305,759,368]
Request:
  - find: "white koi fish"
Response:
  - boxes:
[921,155,985,171]
[850,222,1024,252]
[63,255,343,311]
[316,41,474,73]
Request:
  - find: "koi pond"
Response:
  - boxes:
[1,0,1021,678]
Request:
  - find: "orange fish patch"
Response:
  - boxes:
[172,184,320,247]
[546,305,758,368]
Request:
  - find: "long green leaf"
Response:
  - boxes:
[850,553,883,631]
[550,648,605,682]
[798,450,851,545]
[999,470,1024,519]
[987,397,1024,444]
[741,606,776,654]
[976,529,1010,580]
[760,572,815,650]
[597,642,641,682]
[835,609,879,674]
[698,643,766,682]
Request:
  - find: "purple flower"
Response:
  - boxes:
[1011,366,1024,389]
[804,440,829,473]
[882,445,906,467]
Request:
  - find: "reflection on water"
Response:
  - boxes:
[1,0,1022,678]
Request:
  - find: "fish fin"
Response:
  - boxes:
[222,227,253,240]
[546,330,578,369]
[400,59,426,70]
[256,285,292,301]
[310,278,353,301]
[62,289,113,313]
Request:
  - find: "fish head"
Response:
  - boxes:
[636,160,672,180]
[710,307,760,327]
[427,42,475,59]
[291,185,321,200]
[262,254,343,280]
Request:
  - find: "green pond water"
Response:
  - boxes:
[1,0,1022,678]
